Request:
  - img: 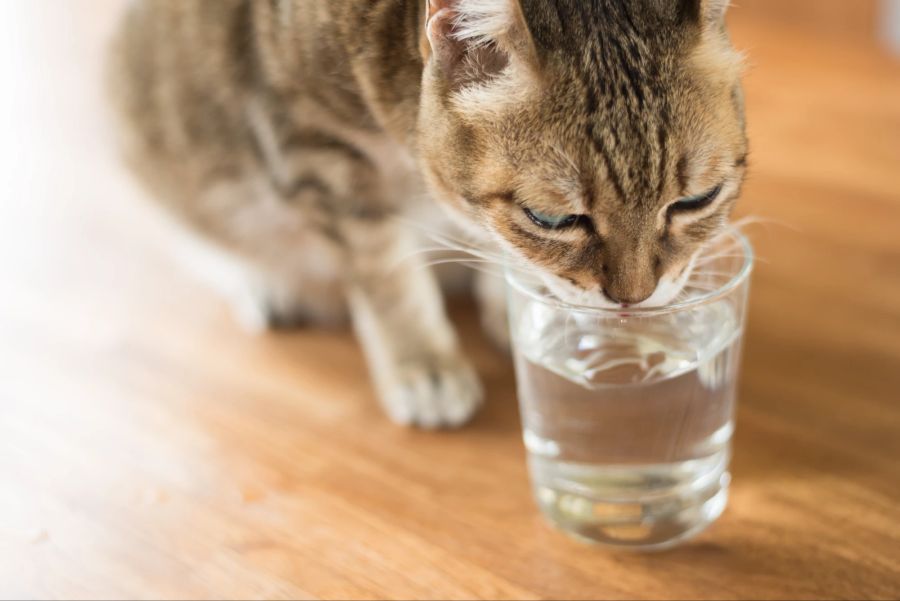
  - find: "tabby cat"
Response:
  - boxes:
[108,0,748,428]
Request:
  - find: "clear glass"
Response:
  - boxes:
[506,231,753,550]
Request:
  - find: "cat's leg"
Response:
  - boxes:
[240,100,480,425]
[171,222,345,333]
[231,268,346,332]
[474,269,511,351]
[341,217,483,429]
[156,176,348,332]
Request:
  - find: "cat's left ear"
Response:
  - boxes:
[421,0,536,88]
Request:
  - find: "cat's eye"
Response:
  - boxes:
[669,185,724,214]
[524,208,580,230]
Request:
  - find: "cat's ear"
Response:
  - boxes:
[421,0,536,90]
[679,0,731,26]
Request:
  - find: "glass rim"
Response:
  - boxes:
[505,229,754,317]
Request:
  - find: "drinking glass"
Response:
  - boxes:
[506,231,753,550]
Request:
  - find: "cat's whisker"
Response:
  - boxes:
[390,246,462,266]
[391,216,551,281]
[682,284,720,294]
[694,248,742,262]
[400,235,539,279]
[394,222,536,272]
[686,279,731,286]
[417,236,509,265]
[391,215,487,249]
[693,253,756,266]
[413,240,506,265]
[413,259,506,279]
[420,258,496,269]
[696,255,768,267]
[728,214,799,234]
[686,270,736,280]
[685,276,723,287]
[699,238,743,252]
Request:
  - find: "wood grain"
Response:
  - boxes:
[1,2,899,599]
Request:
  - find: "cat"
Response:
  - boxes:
[107,0,748,429]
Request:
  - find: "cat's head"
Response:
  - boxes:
[417,0,747,307]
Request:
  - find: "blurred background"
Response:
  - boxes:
[1,1,898,599]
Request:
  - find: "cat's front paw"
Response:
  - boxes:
[381,356,483,429]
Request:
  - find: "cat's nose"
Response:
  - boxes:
[601,248,658,306]
[602,288,652,306]
[601,281,656,306]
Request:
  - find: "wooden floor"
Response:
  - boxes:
[2,2,899,599]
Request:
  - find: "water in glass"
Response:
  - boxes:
[512,296,743,549]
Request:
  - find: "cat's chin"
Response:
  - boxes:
[539,267,692,310]
[539,276,620,309]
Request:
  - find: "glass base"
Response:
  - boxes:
[529,453,730,551]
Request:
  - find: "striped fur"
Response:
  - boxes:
[108,0,748,427]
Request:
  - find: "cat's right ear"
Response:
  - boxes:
[421,0,536,90]
[678,0,731,26]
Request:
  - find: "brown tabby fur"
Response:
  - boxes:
[108,0,747,428]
